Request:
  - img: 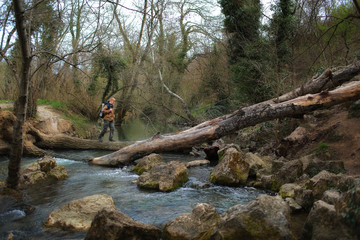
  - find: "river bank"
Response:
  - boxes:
[0,101,360,239]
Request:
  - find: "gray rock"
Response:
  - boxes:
[44,194,116,231]
[85,209,162,240]
[271,159,303,191]
[285,197,302,213]
[305,170,337,200]
[212,195,295,240]
[132,153,164,175]
[279,183,302,199]
[294,188,314,211]
[209,147,250,186]
[163,203,220,240]
[321,190,341,205]
[301,156,346,177]
[20,155,68,186]
[137,161,188,192]
[302,200,356,240]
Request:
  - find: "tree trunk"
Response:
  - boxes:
[7,0,32,189]
[90,81,360,167]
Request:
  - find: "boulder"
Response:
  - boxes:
[279,183,302,199]
[271,157,287,174]
[209,147,250,186]
[132,153,164,175]
[285,197,302,213]
[163,203,220,240]
[277,126,308,156]
[211,195,295,240]
[20,155,68,186]
[335,186,360,238]
[293,188,314,211]
[185,160,210,168]
[244,152,268,178]
[271,159,303,191]
[321,190,341,205]
[302,200,357,240]
[334,175,359,192]
[44,194,116,231]
[137,161,188,192]
[85,209,162,240]
[305,170,337,200]
[301,156,346,177]
[217,144,241,160]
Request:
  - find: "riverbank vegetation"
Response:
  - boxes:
[0,0,359,126]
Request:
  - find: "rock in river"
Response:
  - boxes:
[136,161,188,192]
[85,209,162,240]
[44,194,116,231]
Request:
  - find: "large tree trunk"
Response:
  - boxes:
[90,80,360,167]
[7,0,32,189]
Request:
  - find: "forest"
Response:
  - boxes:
[1,1,360,239]
[0,0,359,124]
[1,0,360,187]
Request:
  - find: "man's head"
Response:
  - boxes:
[109,97,116,104]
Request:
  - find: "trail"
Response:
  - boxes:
[0,103,61,121]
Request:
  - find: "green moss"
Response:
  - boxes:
[270,178,281,192]
[169,172,189,191]
[131,166,145,175]
[141,181,159,190]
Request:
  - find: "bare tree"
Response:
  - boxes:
[6,0,32,189]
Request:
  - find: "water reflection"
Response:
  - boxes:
[101,118,179,141]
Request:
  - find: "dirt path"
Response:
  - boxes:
[0,103,61,121]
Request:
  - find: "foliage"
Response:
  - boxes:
[90,49,127,102]
[316,1,360,64]
[220,0,274,103]
[270,0,297,68]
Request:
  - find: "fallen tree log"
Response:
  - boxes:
[90,81,360,167]
[268,60,360,103]
[0,115,133,157]
[27,125,133,152]
[1,61,358,158]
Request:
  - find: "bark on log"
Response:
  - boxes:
[27,125,133,151]
[90,81,360,167]
[269,60,360,104]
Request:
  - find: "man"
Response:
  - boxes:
[98,97,116,142]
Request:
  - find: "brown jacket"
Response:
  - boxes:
[102,104,114,121]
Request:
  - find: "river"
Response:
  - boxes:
[0,120,269,239]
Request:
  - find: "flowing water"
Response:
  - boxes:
[0,120,269,239]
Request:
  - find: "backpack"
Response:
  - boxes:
[99,103,105,118]
[99,102,110,118]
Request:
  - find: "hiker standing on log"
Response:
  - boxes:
[98,97,116,142]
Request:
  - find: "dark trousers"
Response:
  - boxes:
[98,120,114,140]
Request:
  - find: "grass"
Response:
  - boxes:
[37,99,67,112]
[0,99,13,103]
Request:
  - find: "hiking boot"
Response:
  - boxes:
[109,139,115,142]
[98,138,103,142]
